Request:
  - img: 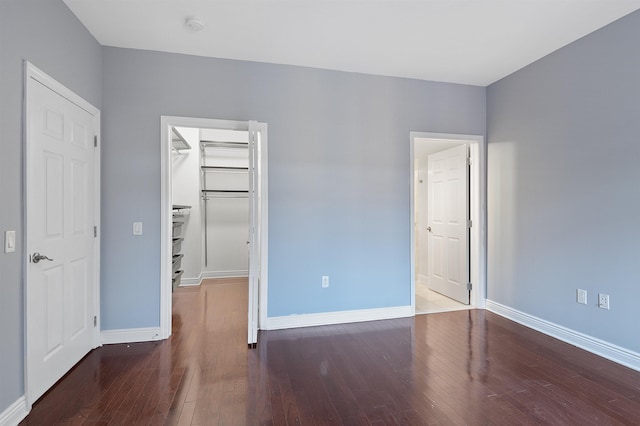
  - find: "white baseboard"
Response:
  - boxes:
[202,270,248,279]
[264,305,413,330]
[0,396,28,426]
[486,300,640,372]
[180,275,202,286]
[101,327,162,345]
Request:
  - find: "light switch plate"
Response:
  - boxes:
[5,230,16,253]
[576,289,587,305]
[133,222,143,236]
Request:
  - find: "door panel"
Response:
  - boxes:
[427,144,469,304]
[44,153,64,236]
[72,160,88,234]
[43,265,65,356]
[27,76,97,404]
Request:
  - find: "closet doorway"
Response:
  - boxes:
[160,117,268,346]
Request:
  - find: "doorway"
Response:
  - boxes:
[160,117,268,346]
[410,132,486,315]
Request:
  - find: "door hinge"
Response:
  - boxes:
[94,226,97,237]
[94,135,98,147]
[467,282,472,291]
[467,156,472,166]
[467,220,472,228]
[93,315,97,327]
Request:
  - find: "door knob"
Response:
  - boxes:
[32,252,54,264]
[427,226,432,232]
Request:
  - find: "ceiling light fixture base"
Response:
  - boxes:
[185,17,204,32]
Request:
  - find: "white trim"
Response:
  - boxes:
[202,270,248,279]
[0,396,28,426]
[23,61,101,409]
[101,327,162,345]
[25,63,100,116]
[160,116,172,340]
[160,116,268,340]
[179,274,203,286]
[258,125,269,329]
[409,132,487,314]
[92,106,102,351]
[486,300,640,372]
[264,306,413,330]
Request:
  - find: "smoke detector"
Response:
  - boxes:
[185,17,205,32]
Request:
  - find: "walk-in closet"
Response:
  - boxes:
[171,126,250,288]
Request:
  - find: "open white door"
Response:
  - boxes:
[427,144,470,304]
[25,64,100,405]
[247,121,261,346]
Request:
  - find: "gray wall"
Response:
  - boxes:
[100,47,486,328]
[487,10,640,352]
[0,0,102,413]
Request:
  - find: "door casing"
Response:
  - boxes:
[160,116,268,340]
[410,132,486,313]
[23,61,101,408]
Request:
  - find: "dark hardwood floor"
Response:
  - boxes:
[21,278,640,425]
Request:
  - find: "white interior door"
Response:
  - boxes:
[26,67,99,405]
[427,144,470,304]
[247,121,260,346]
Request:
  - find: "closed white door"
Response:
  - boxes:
[427,144,469,304]
[26,69,98,405]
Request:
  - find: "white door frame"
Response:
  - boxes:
[410,131,486,312]
[160,116,268,339]
[23,61,101,408]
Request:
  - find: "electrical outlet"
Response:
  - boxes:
[576,289,587,305]
[598,293,610,310]
[322,276,329,288]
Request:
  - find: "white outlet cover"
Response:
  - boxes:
[598,293,610,310]
[133,222,143,236]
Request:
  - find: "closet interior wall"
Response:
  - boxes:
[200,128,250,279]
[171,127,201,286]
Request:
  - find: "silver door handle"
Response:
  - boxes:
[427,226,432,232]
[32,252,54,264]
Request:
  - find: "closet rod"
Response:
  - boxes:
[201,189,248,193]
[201,166,249,171]
[203,196,248,200]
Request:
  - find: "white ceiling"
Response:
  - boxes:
[63,0,640,86]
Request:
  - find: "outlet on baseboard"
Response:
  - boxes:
[322,276,329,288]
[576,289,587,305]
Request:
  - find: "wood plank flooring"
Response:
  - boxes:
[21,278,640,425]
